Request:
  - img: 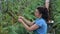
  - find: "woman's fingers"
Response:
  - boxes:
[18,19,24,23]
[18,16,24,19]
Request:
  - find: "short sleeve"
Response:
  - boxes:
[35,20,43,27]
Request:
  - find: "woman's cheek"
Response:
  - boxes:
[35,14,38,17]
[35,13,37,16]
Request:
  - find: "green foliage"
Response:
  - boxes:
[50,0,60,34]
[0,0,60,34]
[0,0,44,34]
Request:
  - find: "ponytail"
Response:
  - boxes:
[37,7,49,22]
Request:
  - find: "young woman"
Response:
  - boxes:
[18,7,49,34]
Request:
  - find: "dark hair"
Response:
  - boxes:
[37,7,49,22]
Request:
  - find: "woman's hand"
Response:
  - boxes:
[18,16,25,23]
[18,18,24,23]
[18,16,24,20]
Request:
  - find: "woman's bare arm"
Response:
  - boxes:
[18,16,34,26]
[18,18,39,31]
[21,21,39,31]
[22,18,34,26]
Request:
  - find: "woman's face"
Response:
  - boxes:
[34,9,41,18]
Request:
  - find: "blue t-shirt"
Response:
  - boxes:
[33,18,47,34]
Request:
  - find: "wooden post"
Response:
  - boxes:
[45,0,50,10]
[45,0,51,23]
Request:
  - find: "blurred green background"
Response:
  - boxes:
[0,0,60,34]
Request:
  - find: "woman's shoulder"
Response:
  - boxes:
[35,18,46,23]
[39,18,46,23]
